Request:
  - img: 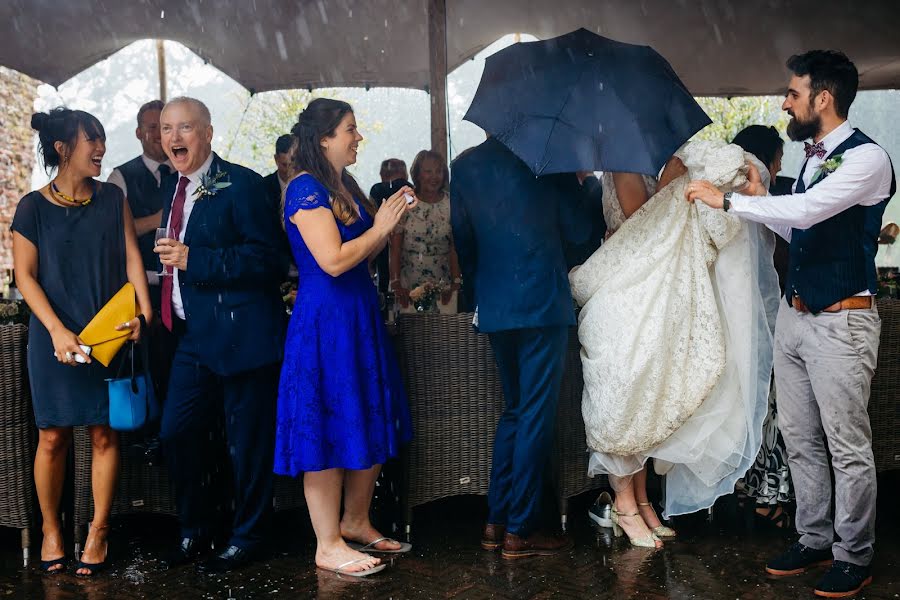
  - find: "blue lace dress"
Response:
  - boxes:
[274,174,413,475]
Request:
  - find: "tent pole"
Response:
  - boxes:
[156,39,167,103]
[428,0,448,160]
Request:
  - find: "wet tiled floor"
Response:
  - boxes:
[1,473,898,599]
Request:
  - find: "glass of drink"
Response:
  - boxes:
[155,228,173,276]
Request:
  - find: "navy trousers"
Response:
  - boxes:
[486,325,569,536]
[161,328,279,551]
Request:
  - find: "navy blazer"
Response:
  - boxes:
[160,153,286,375]
[450,138,592,333]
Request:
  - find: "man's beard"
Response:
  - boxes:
[786,112,821,141]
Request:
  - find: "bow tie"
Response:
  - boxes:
[158,164,172,177]
[804,141,827,159]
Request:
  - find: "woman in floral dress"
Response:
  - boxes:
[390,150,461,313]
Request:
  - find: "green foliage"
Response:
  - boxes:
[693,96,790,143]
[228,88,386,175]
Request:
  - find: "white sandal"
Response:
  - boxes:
[318,558,387,577]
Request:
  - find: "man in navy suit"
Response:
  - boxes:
[155,97,285,573]
[451,137,593,558]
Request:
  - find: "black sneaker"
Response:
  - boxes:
[766,541,833,576]
[814,561,872,598]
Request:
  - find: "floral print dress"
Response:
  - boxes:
[396,192,454,293]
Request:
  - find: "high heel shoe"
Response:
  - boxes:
[638,502,677,539]
[76,523,109,578]
[610,508,660,549]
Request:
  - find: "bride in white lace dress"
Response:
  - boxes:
[569,141,779,547]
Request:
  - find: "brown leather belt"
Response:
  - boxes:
[791,295,874,313]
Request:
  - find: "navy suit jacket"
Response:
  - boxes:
[160,153,286,375]
[450,138,592,333]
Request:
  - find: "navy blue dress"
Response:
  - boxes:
[274,175,412,475]
[11,184,127,428]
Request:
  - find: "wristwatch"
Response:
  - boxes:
[723,192,733,212]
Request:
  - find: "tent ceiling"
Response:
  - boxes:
[2,0,898,96]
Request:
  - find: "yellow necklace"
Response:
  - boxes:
[50,180,93,206]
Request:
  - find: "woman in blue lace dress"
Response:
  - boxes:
[274,99,415,577]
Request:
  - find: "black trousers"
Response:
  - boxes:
[160,321,279,550]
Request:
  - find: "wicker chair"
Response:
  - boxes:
[396,313,505,534]
[871,298,900,472]
[0,323,36,566]
[551,329,607,530]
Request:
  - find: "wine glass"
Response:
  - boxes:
[155,228,173,276]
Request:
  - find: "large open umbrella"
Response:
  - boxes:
[464,28,711,176]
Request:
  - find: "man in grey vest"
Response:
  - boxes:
[687,50,895,598]
[108,100,176,418]
[108,99,174,306]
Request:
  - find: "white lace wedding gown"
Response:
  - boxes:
[569,141,779,517]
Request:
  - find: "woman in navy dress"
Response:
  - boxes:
[274,99,415,576]
[12,108,152,575]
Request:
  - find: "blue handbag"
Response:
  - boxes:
[107,317,158,431]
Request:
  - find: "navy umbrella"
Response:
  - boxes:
[464,28,711,176]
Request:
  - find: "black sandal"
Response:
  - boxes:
[754,504,792,530]
[75,557,108,577]
[40,556,68,574]
[76,523,109,578]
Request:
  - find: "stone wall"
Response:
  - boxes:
[0,67,39,269]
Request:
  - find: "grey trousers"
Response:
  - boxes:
[774,300,880,566]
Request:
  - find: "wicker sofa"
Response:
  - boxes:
[871,298,900,472]
[73,424,307,550]
[396,314,605,533]
[0,323,36,566]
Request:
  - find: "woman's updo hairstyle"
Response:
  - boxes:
[31,107,105,173]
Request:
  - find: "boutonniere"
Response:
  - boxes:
[193,168,232,201]
[810,154,844,185]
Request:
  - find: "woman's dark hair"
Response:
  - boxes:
[31,107,105,173]
[410,150,449,195]
[786,50,858,119]
[290,98,372,225]
[731,125,784,171]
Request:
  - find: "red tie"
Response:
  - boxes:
[161,176,190,331]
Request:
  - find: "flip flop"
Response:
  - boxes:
[318,558,387,578]
[346,537,412,554]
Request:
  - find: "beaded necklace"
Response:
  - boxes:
[50,180,94,206]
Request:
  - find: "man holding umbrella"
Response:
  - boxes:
[451,138,591,558]
[454,29,711,558]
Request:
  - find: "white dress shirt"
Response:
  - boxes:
[278,174,290,194]
[729,121,893,241]
[728,121,893,297]
[106,154,173,198]
[167,151,215,320]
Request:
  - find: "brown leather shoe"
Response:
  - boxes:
[481,524,506,551]
[501,531,573,559]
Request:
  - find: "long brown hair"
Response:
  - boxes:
[290,98,372,225]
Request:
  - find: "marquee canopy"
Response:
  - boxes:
[3,0,899,96]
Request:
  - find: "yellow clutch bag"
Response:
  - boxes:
[78,282,136,367]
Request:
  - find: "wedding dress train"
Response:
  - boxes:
[570,141,780,517]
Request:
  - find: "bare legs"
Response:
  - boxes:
[34,425,119,574]
[609,466,663,548]
[340,465,402,551]
[77,425,118,574]
[633,467,663,530]
[304,466,383,573]
[35,427,71,570]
